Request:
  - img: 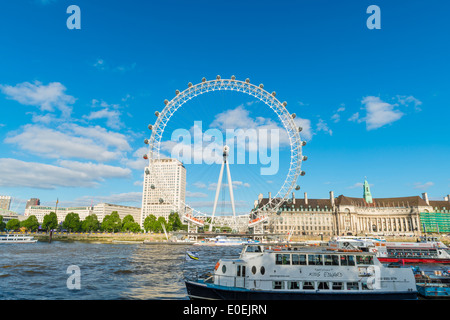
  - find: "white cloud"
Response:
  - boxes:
[361,96,404,130]
[186,191,208,198]
[193,181,207,189]
[0,158,128,189]
[58,160,131,179]
[413,181,434,190]
[0,81,75,118]
[348,112,360,122]
[316,119,332,136]
[83,108,123,130]
[4,124,127,162]
[396,95,422,111]
[93,58,136,73]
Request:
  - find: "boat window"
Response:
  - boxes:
[246,246,262,253]
[251,266,257,274]
[303,281,315,290]
[318,282,329,290]
[272,281,284,289]
[292,254,307,265]
[222,265,226,274]
[260,266,265,275]
[237,265,241,276]
[308,254,323,265]
[242,266,246,277]
[340,255,355,266]
[289,281,300,289]
[276,254,283,265]
[324,254,339,266]
[346,282,359,290]
[275,254,291,265]
[332,282,343,290]
[356,255,374,265]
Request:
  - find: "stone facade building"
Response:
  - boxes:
[254,180,450,237]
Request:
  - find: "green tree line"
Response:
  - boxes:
[0,211,187,233]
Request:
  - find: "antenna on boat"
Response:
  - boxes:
[210,145,236,231]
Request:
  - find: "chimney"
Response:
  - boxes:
[304,192,308,205]
[422,192,429,205]
[445,195,450,202]
[268,192,272,202]
[292,192,296,204]
[330,191,335,207]
[258,193,263,204]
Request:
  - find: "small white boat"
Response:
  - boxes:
[193,235,259,246]
[0,234,38,244]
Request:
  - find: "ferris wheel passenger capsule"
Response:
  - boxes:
[159,198,164,203]
[298,127,303,132]
[302,156,308,161]
[300,171,306,176]
[175,90,180,95]
[148,124,153,130]
[143,154,148,159]
[145,168,150,175]
[188,82,193,87]
[155,111,160,117]
[301,141,307,146]
[259,84,264,88]
[216,75,221,80]
[291,113,296,119]
[164,99,169,105]
[295,185,301,191]
[231,75,236,80]
[150,184,155,189]
[202,77,206,82]
[282,101,287,107]
[245,78,250,83]
[144,138,149,145]
[271,91,276,96]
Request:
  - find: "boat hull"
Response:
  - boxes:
[185,281,417,300]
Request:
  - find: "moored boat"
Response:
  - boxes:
[193,235,259,246]
[0,234,38,244]
[329,236,450,264]
[185,244,417,300]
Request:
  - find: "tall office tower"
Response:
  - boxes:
[0,196,12,211]
[140,159,186,226]
[26,198,40,209]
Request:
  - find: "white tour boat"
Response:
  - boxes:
[185,244,417,300]
[329,236,450,264]
[193,235,259,246]
[0,234,38,244]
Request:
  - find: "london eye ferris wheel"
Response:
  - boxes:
[143,75,307,231]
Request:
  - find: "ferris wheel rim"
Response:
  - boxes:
[146,76,304,218]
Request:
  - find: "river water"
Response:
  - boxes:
[0,241,241,300]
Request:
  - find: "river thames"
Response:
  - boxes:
[0,241,240,300]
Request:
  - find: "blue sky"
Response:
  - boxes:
[0,0,449,215]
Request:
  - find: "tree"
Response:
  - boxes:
[168,212,185,231]
[6,219,20,231]
[143,214,157,232]
[122,215,141,233]
[0,215,6,232]
[20,215,39,232]
[82,214,100,232]
[101,211,122,232]
[63,212,81,232]
[42,212,58,232]
[155,217,167,233]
